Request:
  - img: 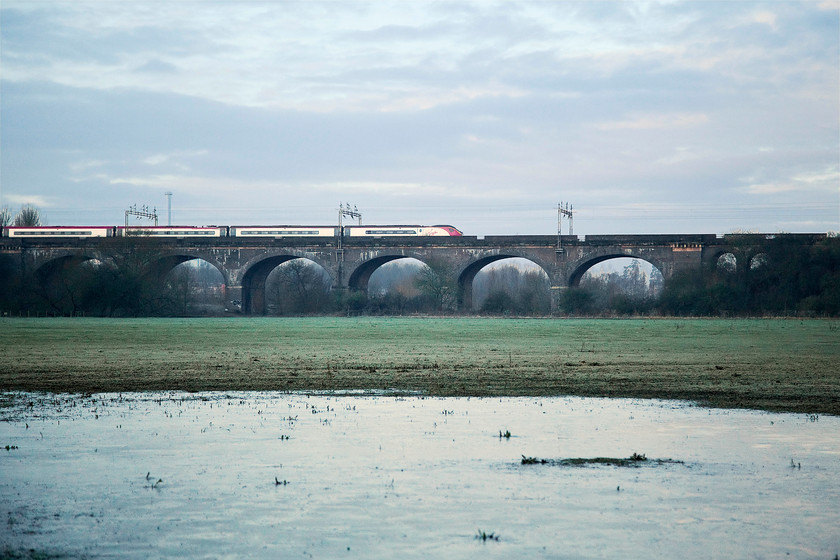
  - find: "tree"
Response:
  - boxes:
[364,260,431,314]
[621,259,649,300]
[475,266,551,315]
[161,260,225,316]
[560,286,597,315]
[333,289,368,316]
[481,289,516,314]
[268,259,331,314]
[574,260,661,316]
[33,257,88,315]
[86,237,170,316]
[415,257,458,312]
[0,207,12,230]
[0,253,23,313]
[14,205,41,226]
[518,270,551,314]
[164,266,193,316]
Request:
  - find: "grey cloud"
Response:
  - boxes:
[135,59,180,74]
[1,1,836,234]
[2,6,211,69]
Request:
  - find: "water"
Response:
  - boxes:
[1,392,838,559]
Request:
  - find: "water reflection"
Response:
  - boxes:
[1,393,838,559]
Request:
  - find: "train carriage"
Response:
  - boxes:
[116,226,224,237]
[3,226,114,237]
[343,225,462,237]
[229,226,338,237]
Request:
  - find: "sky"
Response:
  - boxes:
[1,1,838,236]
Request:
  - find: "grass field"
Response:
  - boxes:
[1,317,838,414]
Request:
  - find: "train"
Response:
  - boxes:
[1,224,463,238]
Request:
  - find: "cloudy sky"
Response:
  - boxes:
[1,1,838,235]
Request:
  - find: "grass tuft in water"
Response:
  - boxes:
[475,529,500,542]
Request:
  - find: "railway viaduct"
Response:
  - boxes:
[0,233,826,314]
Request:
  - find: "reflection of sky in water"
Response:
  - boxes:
[2,393,838,559]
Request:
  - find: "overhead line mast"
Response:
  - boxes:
[337,202,362,252]
[557,202,573,253]
[125,204,158,228]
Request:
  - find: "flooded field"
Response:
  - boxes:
[2,392,838,559]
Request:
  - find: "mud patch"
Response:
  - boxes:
[520,453,685,467]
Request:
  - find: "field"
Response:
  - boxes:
[1,317,838,414]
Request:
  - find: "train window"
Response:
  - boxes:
[13,230,93,236]
[122,229,216,236]
[241,230,319,235]
[364,230,417,235]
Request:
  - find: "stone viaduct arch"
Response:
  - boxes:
[145,254,227,284]
[346,254,421,293]
[457,251,556,310]
[34,253,94,282]
[29,253,100,314]
[21,246,233,314]
[342,249,557,310]
[239,252,335,315]
[2,233,828,314]
[23,246,231,286]
[566,253,670,287]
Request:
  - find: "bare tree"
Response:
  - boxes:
[269,259,331,314]
[415,257,458,312]
[161,260,225,316]
[621,259,650,300]
[519,270,551,314]
[164,266,193,316]
[475,265,550,315]
[576,259,662,315]
[0,207,12,229]
[14,205,41,226]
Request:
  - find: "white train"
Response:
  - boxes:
[2,224,463,238]
[3,226,116,238]
[230,226,338,237]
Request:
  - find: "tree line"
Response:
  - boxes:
[655,235,840,316]
[0,238,226,317]
[561,236,839,317]
[1,204,42,229]
[561,258,663,316]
